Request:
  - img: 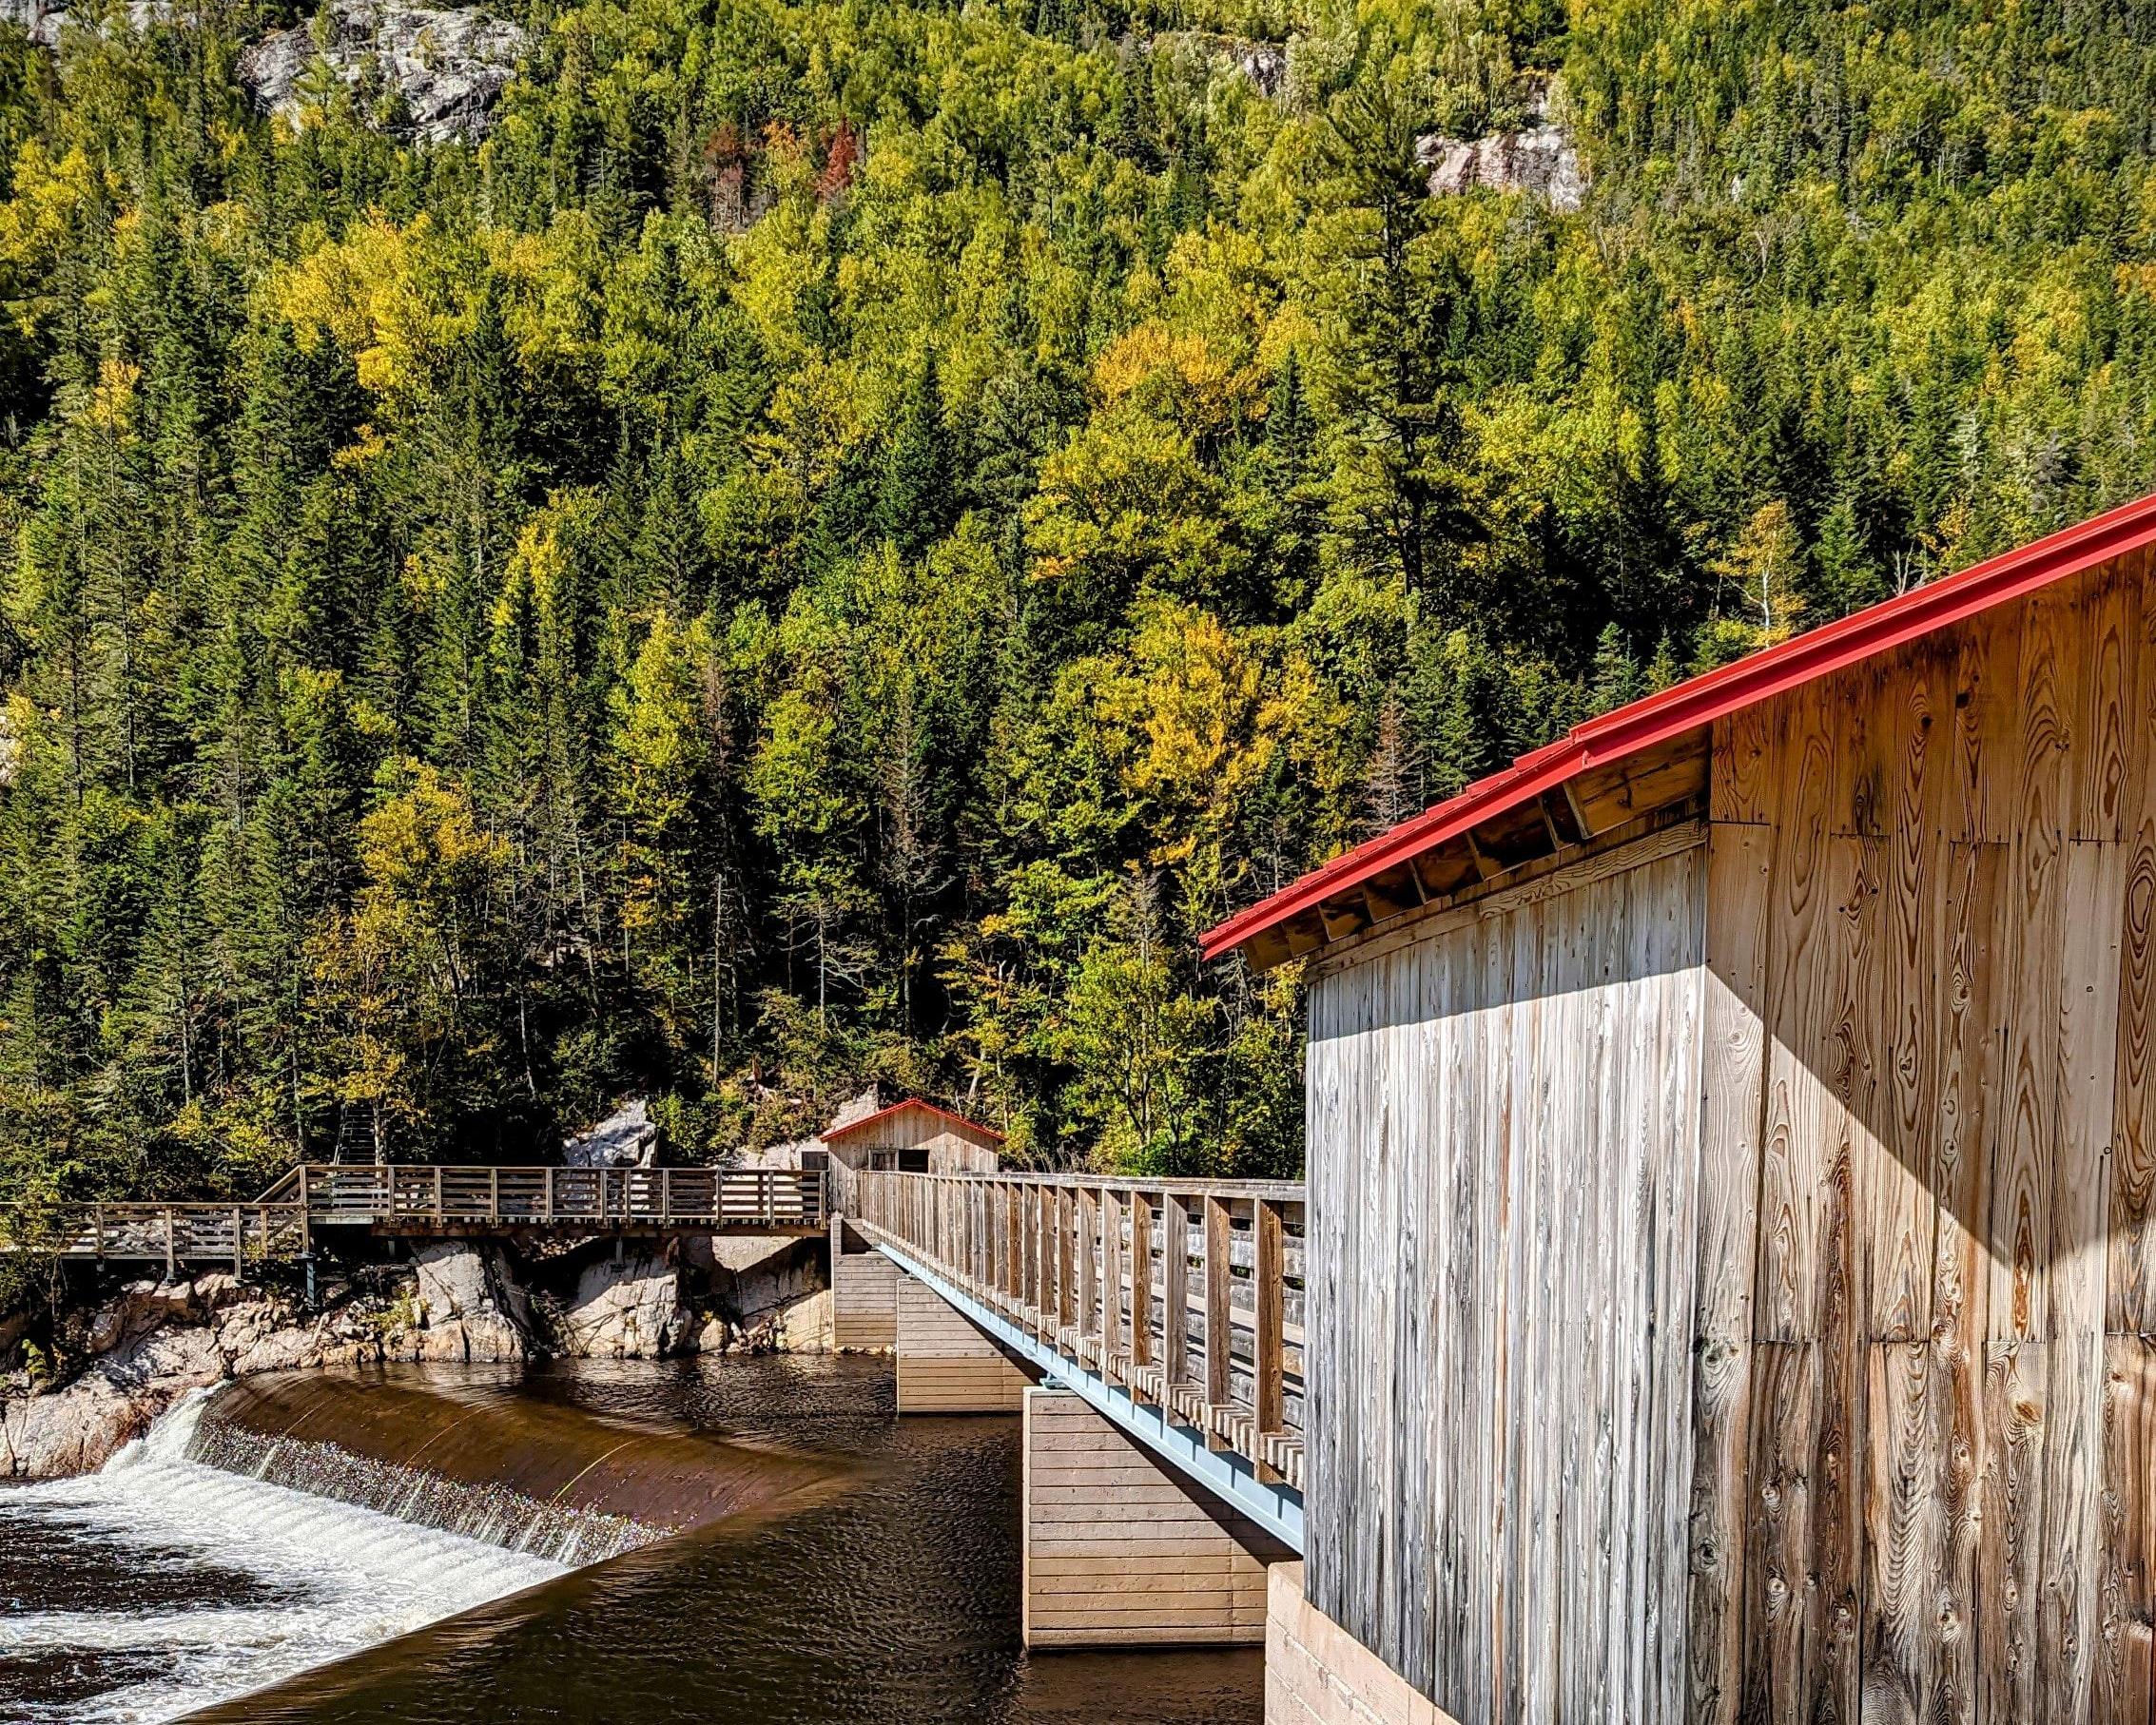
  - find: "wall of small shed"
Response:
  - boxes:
[824,1117,1000,1175]
[1303,837,1708,1722]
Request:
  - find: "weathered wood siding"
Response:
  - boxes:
[1306,547,2156,1723]
[825,1113,1000,1175]
[832,1246,898,1348]
[1305,836,1708,1722]
[1691,549,2156,1725]
[893,1272,1033,1411]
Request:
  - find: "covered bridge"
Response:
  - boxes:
[1208,494,2156,1724]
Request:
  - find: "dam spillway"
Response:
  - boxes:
[0,1357,1265,1725]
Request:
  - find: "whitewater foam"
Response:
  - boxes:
[0,1388,568,1723]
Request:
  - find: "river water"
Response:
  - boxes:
[0,1355,1264,1723]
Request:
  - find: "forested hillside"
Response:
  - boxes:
[3,0,2154,1199]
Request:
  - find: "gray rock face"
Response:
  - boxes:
[412,1242,532,1363]
[236,0,527,145]
[563,1096,656,1169]
[1416,118,1585,212]
[0,0,165,48]
[1156,30,1286,98]
[551,1253,691,1360]
[0,1276,414,1479]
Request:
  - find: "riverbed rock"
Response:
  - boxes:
[553,1253,690,1359]
[236,0,527,145]
[0,1323,225,1477]
[410,1242,532,1364]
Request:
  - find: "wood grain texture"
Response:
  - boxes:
[1301,549,2156,1725]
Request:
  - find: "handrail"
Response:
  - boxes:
[850,1170,1306,1491]
[0,1165,829,1267]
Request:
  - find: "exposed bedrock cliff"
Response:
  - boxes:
[0,0,526,145]
[236,1,528,145]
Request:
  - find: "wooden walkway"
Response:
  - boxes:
[0,1165,827,1273]
[852,1171,1305,1492]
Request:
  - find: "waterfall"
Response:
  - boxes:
[0,1389,567,1725]
[186,1416,659,1564]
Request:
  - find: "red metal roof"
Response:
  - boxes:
[1202,489,2156,961]
[819,1097,1007,1146]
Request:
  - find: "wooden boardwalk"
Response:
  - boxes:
[852,1171,1306,1492]
[0,1164,827,1274]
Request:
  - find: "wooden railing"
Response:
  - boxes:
[0,1202,310,1274]
[852,1171,1306,1490]
[295,1164,825,1231]
[0,1165,827,1270]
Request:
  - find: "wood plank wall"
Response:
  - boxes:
[833,1247,899,1349]
[893,1273,1034,1412]
[1696,549,2156,1725]
[1303,547,2156,1724]
[1304,839,1708,1721]
[1021,1388,1291,1647]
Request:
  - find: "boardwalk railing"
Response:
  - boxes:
[1,1165,827,1271]
[296,1164,825,1231]
[852,1171,1305,1490]
[0,1203,311,1276]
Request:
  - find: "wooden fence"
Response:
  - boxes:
[1,1165,827,1272]
[852,1171,1306,1490]
[294,1164,825,1231]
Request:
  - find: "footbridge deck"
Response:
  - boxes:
[0,1165,828,1272]
[851,1169,1305,1549]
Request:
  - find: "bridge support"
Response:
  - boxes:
[893,1273,1033,1412]
[1021,1388,1290,1649]
[1264,1560,1452,1725]
[830,1226,898,1349]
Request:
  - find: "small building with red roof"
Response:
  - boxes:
[1209,493,2156,1722]
[817,1096,1003,1178]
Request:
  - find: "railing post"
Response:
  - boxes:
[1203,1194,1232,1445]
[489,1166,500,1222]
[1077,1186,1097,1362]
[662,1168,672,1225]
[544,1165,554,1222]
[1161,1192,1188,1390]
[1130,1190,1154,1377]
[165,1209,176,1281]
[1254,1195,1285,1478]
[1100,1186,1122,1376]
[299,1167,310,1257]
[233,1207,243,1279]
[434,1165,444,1220]
[1056,1187,1074,1340]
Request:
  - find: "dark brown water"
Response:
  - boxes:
[6,1356,1264,1724]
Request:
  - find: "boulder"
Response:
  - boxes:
[409,1242,532,1364]
[553,1253,690,1360]
[0,1324,224,1477]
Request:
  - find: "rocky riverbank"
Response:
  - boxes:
[0,1232,832,1480]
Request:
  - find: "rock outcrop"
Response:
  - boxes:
[548,1251,692,1360]
[236,0,526,145]
[0,1273,428,1479]
[412,1241,533,1363]
[1417,88,1585,213]
[1,1229,829,1479]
